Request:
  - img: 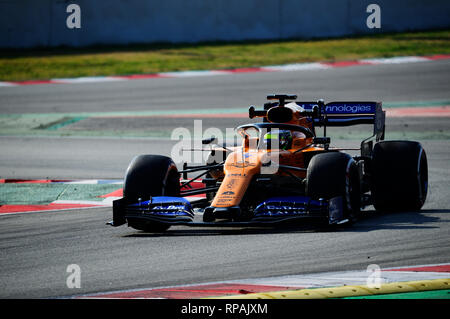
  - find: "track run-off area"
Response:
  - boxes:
[0,56,449,299]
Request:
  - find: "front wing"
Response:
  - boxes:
[109,195,348,228]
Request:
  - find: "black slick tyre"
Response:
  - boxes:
[371,141,428,212]
[306,152,361,223]
[123,155,180,232]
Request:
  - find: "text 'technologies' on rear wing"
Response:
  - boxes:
[296,101,385,142]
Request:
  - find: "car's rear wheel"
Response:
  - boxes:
[306,152,361,223]
[371,141,428,212]
[123,155,180,232]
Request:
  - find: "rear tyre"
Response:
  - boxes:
[371,141,428,212]
[123,155,180,232]
[306,152,361,223]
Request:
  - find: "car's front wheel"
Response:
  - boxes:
[123,155,180,232]
[306,152,361,223]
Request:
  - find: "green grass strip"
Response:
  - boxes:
[1,29,449,81]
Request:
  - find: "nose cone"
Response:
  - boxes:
[211,151,262,208]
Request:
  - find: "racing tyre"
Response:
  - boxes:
[306,152,361,222]
[371,141,428,212]
[123,155,180,232]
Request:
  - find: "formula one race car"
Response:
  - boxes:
[108,94,428,232]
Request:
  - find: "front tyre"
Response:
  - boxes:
[306,152,361,223]
[123,155,180,232]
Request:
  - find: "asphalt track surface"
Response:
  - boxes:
[0,60,449,298]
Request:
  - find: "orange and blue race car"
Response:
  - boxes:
[108,94,428,232]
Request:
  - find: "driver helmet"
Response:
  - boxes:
[263,130,293,150]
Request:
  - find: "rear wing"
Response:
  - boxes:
[296,101,386,141]
[249,96,386,142]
